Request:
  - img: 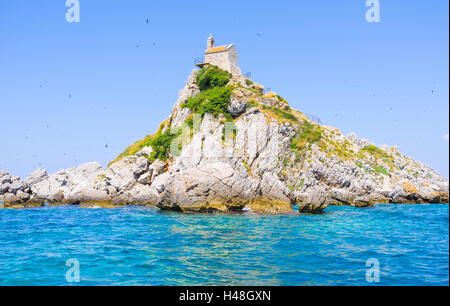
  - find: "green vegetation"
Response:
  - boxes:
[108,123,164,166]
[196,65,232,91]
[245,79,253,86]
[362,145,389,158]
[181,65,235,120]
[275,95,288,105]
[288,179,305,192]
[246,99,259,108]
[242,160,251,174]
[185,115,194,130]
[324,138,354,160]
[182,86,234,120]
[108,121,182,166]
[149,130,180,161]
[355,161,363,168]
[374,165,390,176]
[221,122,237,142]
[291,120,323,152]
[361,144,395,170]
[299,178,305,188]
[262,105,298,124]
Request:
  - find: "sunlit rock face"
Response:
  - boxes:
[1,70,448,213]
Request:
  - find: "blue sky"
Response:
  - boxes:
[0,0,448,179]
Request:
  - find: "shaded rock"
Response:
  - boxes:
[297,185,329,213]
[227,97,247,118]
[112,184,159,205]
[7,180,24,194]
[329,188,356,205]
[353,196,374,208]
[157,162,251,213]
[250,173,292,214]
[149,159,167,177]
[0,171,22,194]
[156,163,291,214]
[137,172,153,185]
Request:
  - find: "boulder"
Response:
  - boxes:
[227,98,247,118]
[157,162,250,213]
[330,188,356,205]
[156,163,291,213]
[248,173,292,214]
[1,189,30,205]
[353,196,374,208]
[0,171,22,195]
[112,184,159,205]
[149,159,167,177]
[23,168,47,187]
[296,185,330,213]
[105,156,150,190]
[29,162,104,204]
[7,180,24,194]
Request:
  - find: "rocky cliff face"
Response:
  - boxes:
[1,68,448,212]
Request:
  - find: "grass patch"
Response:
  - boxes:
[362,145,389,158]
[261,105,299,123]
[246,99,259,108]
[276,95,288,105]
[291,120,323,152]
[361,144,395,170]
[374,165,389,176]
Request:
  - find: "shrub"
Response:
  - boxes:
[149,130,179,161]
[108,122,165,166]
[196,65,232,91]
[182,86,233,119]
[184,115,194,130]
[245,79,253,86]
[108,121,182,166]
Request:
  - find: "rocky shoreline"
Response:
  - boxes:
[1,69,448,213]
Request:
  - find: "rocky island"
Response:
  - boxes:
[1,37,448,213]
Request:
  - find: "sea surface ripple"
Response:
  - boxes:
[0,203,448,286]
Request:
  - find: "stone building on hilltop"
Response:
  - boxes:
[195,34,242,77]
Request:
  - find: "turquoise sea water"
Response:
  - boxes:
[0,203,448,286]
